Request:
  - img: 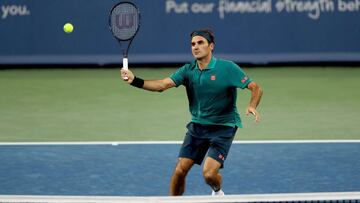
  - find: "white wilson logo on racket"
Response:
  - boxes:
[115,14,136,29]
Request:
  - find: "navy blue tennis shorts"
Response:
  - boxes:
[179,122,237,168]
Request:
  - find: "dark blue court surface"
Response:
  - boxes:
[0,142,359,196]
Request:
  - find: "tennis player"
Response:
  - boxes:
[121,28,263,196]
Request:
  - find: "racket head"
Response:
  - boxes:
[109,2,140,41]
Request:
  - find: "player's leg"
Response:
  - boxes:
[170,122,210,195]
[203,125,238,195]
[169,157,194,196]
[203,156,222,193]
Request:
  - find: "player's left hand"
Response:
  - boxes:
[246,106,260,123]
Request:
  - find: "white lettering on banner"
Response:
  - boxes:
[1,5,30,19]
[275,0,334,19]
[165,0,360,20]
[219,0,272,18]
[338,0,360,11]
[166,0,189,13]
[191,2,215,13]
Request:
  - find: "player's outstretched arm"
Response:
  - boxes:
[246,81,263,122]
[142,78,176,92]
[120,68,176,92]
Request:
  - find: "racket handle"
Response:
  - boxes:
[123,58,128,70]
[123,58,128,80]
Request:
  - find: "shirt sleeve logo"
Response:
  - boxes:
[211,75,216,81]
[241,76,248,84]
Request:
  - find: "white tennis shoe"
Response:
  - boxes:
[212,189,225,196]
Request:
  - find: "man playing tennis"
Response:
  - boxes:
[121,29,263,196]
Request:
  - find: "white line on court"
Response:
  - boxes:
[0,140,359,145]
[0,192,360,203]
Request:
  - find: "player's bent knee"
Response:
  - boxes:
[173,158,194,177]
[173,166,189,178]
[202,170,217,182]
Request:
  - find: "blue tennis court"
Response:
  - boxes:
[0,141,359,197]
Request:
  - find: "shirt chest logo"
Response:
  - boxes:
[210,75,216,81]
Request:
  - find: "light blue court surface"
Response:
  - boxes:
[0,141,359,196]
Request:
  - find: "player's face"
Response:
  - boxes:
[191,36,214,60]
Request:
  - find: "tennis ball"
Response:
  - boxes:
[63,23,74,33]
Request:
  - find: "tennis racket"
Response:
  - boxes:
[109,2,140,80]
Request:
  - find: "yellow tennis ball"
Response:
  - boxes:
[63,23,74,33]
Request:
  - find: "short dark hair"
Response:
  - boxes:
[190,28,215,44]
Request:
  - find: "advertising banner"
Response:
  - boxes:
[0,0,359,65]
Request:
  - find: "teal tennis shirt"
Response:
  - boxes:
[170,57,252,128]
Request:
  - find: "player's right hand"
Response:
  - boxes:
[120,68,134,83]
